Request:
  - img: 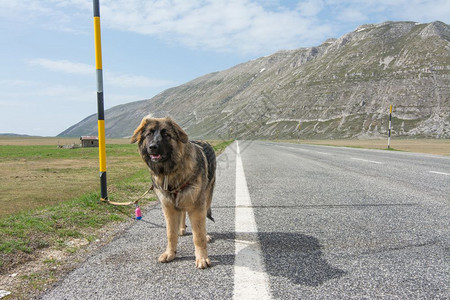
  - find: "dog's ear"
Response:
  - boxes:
[131,118,150,144]
[167,118,188,143]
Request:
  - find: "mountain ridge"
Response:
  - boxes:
[59,21,450,139]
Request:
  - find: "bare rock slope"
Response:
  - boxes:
[59,21,450,139]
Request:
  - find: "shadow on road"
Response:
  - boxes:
[258,232,345,286]
[211,231,345,287]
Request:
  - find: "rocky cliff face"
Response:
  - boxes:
[59,21,450,139]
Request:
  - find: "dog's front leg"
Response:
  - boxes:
[159,203,181,263]
[188,208,211,269]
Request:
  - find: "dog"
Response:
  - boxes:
[131,116,216,269]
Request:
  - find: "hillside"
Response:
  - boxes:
[59,21,450,139]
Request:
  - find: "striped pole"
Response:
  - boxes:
[388,104,393,149]
[93,0,108,201]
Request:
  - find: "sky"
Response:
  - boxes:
[0,0,449,136]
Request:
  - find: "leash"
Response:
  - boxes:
[100,184,154,206]
[100,184,154,220]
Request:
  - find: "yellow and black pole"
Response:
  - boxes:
[388,104,393,149]
[93,0,108,201]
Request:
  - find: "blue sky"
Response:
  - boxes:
[0,0,449,136]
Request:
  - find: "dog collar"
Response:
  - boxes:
[153,175,190,197]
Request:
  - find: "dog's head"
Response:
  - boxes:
[131,117,188,172]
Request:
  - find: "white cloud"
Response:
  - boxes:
[27,59,93,75]
[297,0,324,17]
[97,0,450,55]
[2,0,449,56]
[0,79,93,103]
[100,0,333,54]
[26,58,175,88]
[0,0,90,34]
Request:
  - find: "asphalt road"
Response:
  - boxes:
[42,141,449,299]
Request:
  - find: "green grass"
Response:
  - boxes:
[0,155,154,274]
[0,200,150,275]
[0,177,153,273]
[0,145,95,160]
[211,140,234,154]
[0,144,138,161]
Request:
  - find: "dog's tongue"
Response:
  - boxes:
[151,154,161,160]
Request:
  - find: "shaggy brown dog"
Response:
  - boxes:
[131,117,216,269]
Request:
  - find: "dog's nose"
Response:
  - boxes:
[149,143,158,151]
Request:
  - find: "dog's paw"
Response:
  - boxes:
[179,226,186,236]
[158,251,176,263]
[195,257,211,269]
[206,234,212,243]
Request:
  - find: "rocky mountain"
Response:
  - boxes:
[59,21,450,139]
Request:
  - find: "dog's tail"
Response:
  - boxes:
[207,208,215,222]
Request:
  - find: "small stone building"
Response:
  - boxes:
[80,136,99,148]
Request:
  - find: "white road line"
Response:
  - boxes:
[428,171,450,176]
[295,148,312,152]
[276,145,329,155]
[316,151,331,155]
[350,157,383,164]
[234,141,272,300]
[277,145,311,152]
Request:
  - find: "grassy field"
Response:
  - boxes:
[283,138,450,156]
[0,143,143,217]
[0,137,233,298]
[0,137,131,146]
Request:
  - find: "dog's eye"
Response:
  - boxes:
[162,131,171,139]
